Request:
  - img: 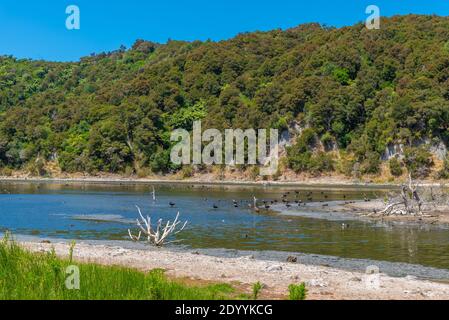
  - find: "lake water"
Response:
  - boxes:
[1,181,449,270]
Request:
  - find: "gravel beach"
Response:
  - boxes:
[21,240,449,300]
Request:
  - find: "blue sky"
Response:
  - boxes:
[0,0,447,61]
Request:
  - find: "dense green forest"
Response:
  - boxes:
[0,15,448,179]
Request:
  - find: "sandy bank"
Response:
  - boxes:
[1,172,447,188]
[276,199,449,226]
[0,175,395,188]
[21,241,449,300]
[342,201,449,225]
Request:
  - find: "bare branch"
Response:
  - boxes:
[128,206,188,246]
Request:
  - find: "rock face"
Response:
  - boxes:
[382,140,448,161]
[279,130,291,148]
[382,144,404,160]
[430,141,448,160]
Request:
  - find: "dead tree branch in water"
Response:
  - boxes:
[377,174,447,217]
[128,206,188,246]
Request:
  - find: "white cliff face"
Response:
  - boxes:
[279,130,291,149]
[382,144,405,161]
[382,139,448,161]
[430,141,448,160]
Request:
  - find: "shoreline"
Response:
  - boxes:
[14,235,449,280]
[0,175,405,188]
[1,174,447,188]
[20,239,449,300]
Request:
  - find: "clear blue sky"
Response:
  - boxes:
[0,0,447,61]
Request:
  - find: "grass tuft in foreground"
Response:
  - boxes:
[0,236,234,300]
[288,283,307,300]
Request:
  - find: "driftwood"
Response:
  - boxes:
[377,174,446,217]
[128,205,187,246]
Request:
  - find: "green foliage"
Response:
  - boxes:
[332,67,350,85]
[404,146,434,178]
[0,15,448,177]
[180,165,194,179]
[389,157,403,177]
[149,149,173,173]
[290,129,317,154]
[288,283,307,300]
[444,40,449,52]
[360,151,381,175]
[165,101,207,130]
[309,152,334,174]
[436,156,449,179]
[0,167,13,176]
[287,150,334,175]
[320,132,334,151]
[274,116,289,131]
[252,281,263,300]
[337,156,357,177]
[287,150,312,173]
[0,237,235,300]
[28,157,47,176]
[287,129,334,174]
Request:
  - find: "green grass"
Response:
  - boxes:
[0,236,235,300]
[288,283,307,300]
[252,281,263,300]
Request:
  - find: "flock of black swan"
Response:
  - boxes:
[154,186,359,213]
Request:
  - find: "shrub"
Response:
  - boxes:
[248,166,260,180]
[287,150,334,175]
[289,128,317,156]
[288,283,307,300]
[136,167,151,178]
[388,157,403,177]
[360,151,381,174]
[436,157,449,179]
[274,117,289,131]
[27,157,47,176]
[404,147,434,178]
[124,166,134,177]
[300,128,317,149]
[150,150,171,173]
[0,167,13,176]
[309,152,334,174]
[287,150,312,173]
[332,67,350,85]
[180,165,194,179]
[252,282,263,300]
[337,156,356,177]
[320,133,334,151]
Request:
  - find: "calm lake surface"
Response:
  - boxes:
[1,181,449,270]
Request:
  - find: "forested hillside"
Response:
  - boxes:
[0,15,448,179]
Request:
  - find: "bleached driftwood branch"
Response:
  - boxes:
[377,174,446,217]
[128,205,188,246]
